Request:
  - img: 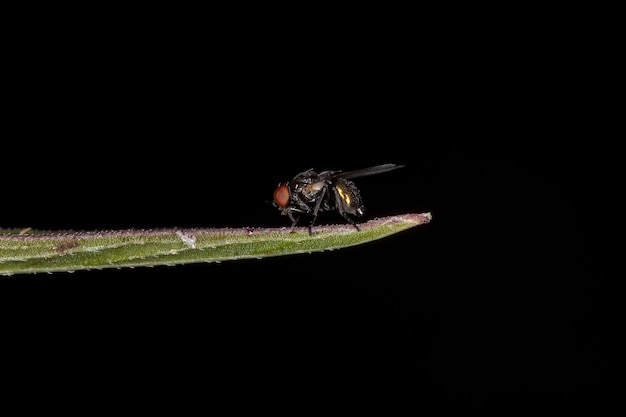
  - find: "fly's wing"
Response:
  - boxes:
[330,163,405,180]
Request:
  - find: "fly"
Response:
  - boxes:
[272,163,405,234]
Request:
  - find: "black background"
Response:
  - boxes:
[2,11,622,413]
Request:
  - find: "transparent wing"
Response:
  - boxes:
[330,163,405,180]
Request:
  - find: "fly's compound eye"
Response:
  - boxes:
[273,184,290,208]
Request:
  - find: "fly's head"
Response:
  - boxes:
[272,182,291,211]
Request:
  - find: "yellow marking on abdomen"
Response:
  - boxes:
[336,186,350,205]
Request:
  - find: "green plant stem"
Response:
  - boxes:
[0,212,431,276]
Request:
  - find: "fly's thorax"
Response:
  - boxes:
[298,179,327,202]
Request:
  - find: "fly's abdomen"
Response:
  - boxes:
[334,178,364,216]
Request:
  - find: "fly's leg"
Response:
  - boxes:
[281,207,304,232]
[307,186,329,235]
[337,211,361,231]
[287,211,300,230]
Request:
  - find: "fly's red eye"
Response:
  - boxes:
[273,185,290,207]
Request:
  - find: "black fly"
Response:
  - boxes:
[272,163,405,235]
